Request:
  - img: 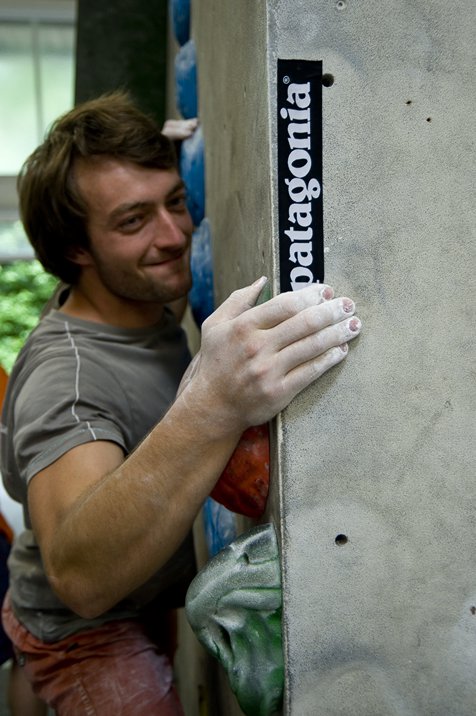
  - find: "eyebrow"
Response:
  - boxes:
[108,201,151,224]
[107,179,187,224]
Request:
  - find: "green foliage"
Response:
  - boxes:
[0,260,57,373]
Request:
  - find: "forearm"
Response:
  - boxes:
[45,395,242,618]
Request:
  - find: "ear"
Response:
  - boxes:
[67,246,94,267]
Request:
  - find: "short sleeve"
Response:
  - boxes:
[13,352,131,484]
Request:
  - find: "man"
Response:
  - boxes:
[0,92,362,714]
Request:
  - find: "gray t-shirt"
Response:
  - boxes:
[0,308,195,642]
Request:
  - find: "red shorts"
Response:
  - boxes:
[2,593,184,715]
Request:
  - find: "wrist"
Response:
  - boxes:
[172,379,248,443]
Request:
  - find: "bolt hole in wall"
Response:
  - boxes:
[335,534,348,546]
[405,101,432,122]
[322,73,335,87]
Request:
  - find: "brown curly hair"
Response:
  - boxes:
[18,92,177,284]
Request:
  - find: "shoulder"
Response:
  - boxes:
[9,316,123,403]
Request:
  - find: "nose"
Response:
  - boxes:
[152,206,190,251]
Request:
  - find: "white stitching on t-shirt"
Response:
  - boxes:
[64,321,98,440]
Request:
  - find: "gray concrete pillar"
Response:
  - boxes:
[193,1,475,713]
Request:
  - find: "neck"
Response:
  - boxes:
[60,284,165,328]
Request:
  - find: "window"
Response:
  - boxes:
[0,1,76,261]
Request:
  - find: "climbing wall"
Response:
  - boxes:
[191,1,475,714]
[166,3,249,713]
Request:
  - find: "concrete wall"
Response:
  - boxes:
[194,1,273,305]
[194,0,475,714]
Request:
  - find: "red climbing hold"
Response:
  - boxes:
[211,423,270,518]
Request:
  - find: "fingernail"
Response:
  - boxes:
[343,299,354,313]
[322,287,334,300]
[349,318,361,332]
[252,276,268,287]
[339,343,349,353]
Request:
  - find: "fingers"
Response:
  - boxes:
[206,279,332,329]
[204,277,269,325]
[161,118,199,141]
[272,297,356,351]
[281,344,351,400]
[278,314,361,373]
[246,282,334,330]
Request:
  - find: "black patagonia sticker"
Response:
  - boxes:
[277,59,324,292]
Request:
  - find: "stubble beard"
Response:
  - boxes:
[94,258,193,305]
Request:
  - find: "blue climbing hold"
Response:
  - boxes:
[189,217,214,327]
[175,39,198,119]
[202,497,237,557]
[170,0,191,46]
[180,124,205,226]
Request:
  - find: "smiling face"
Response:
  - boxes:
[72,156,194,312]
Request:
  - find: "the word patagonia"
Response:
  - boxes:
[280,81,321,291]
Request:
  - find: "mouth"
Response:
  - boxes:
[142,252,186,269]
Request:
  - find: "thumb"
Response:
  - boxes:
[206,277,269,324]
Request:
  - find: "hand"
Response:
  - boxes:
[180,278,362,433]
[162,118,199,141]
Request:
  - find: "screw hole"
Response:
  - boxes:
[426,117,432,122]
[322,73,335,87]
[335,534,348,546]
[406,100,412,105]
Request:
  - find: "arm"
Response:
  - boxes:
[28,279,361,618]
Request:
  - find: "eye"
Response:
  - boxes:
[167,192,188,211]
[117,214,145,232]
